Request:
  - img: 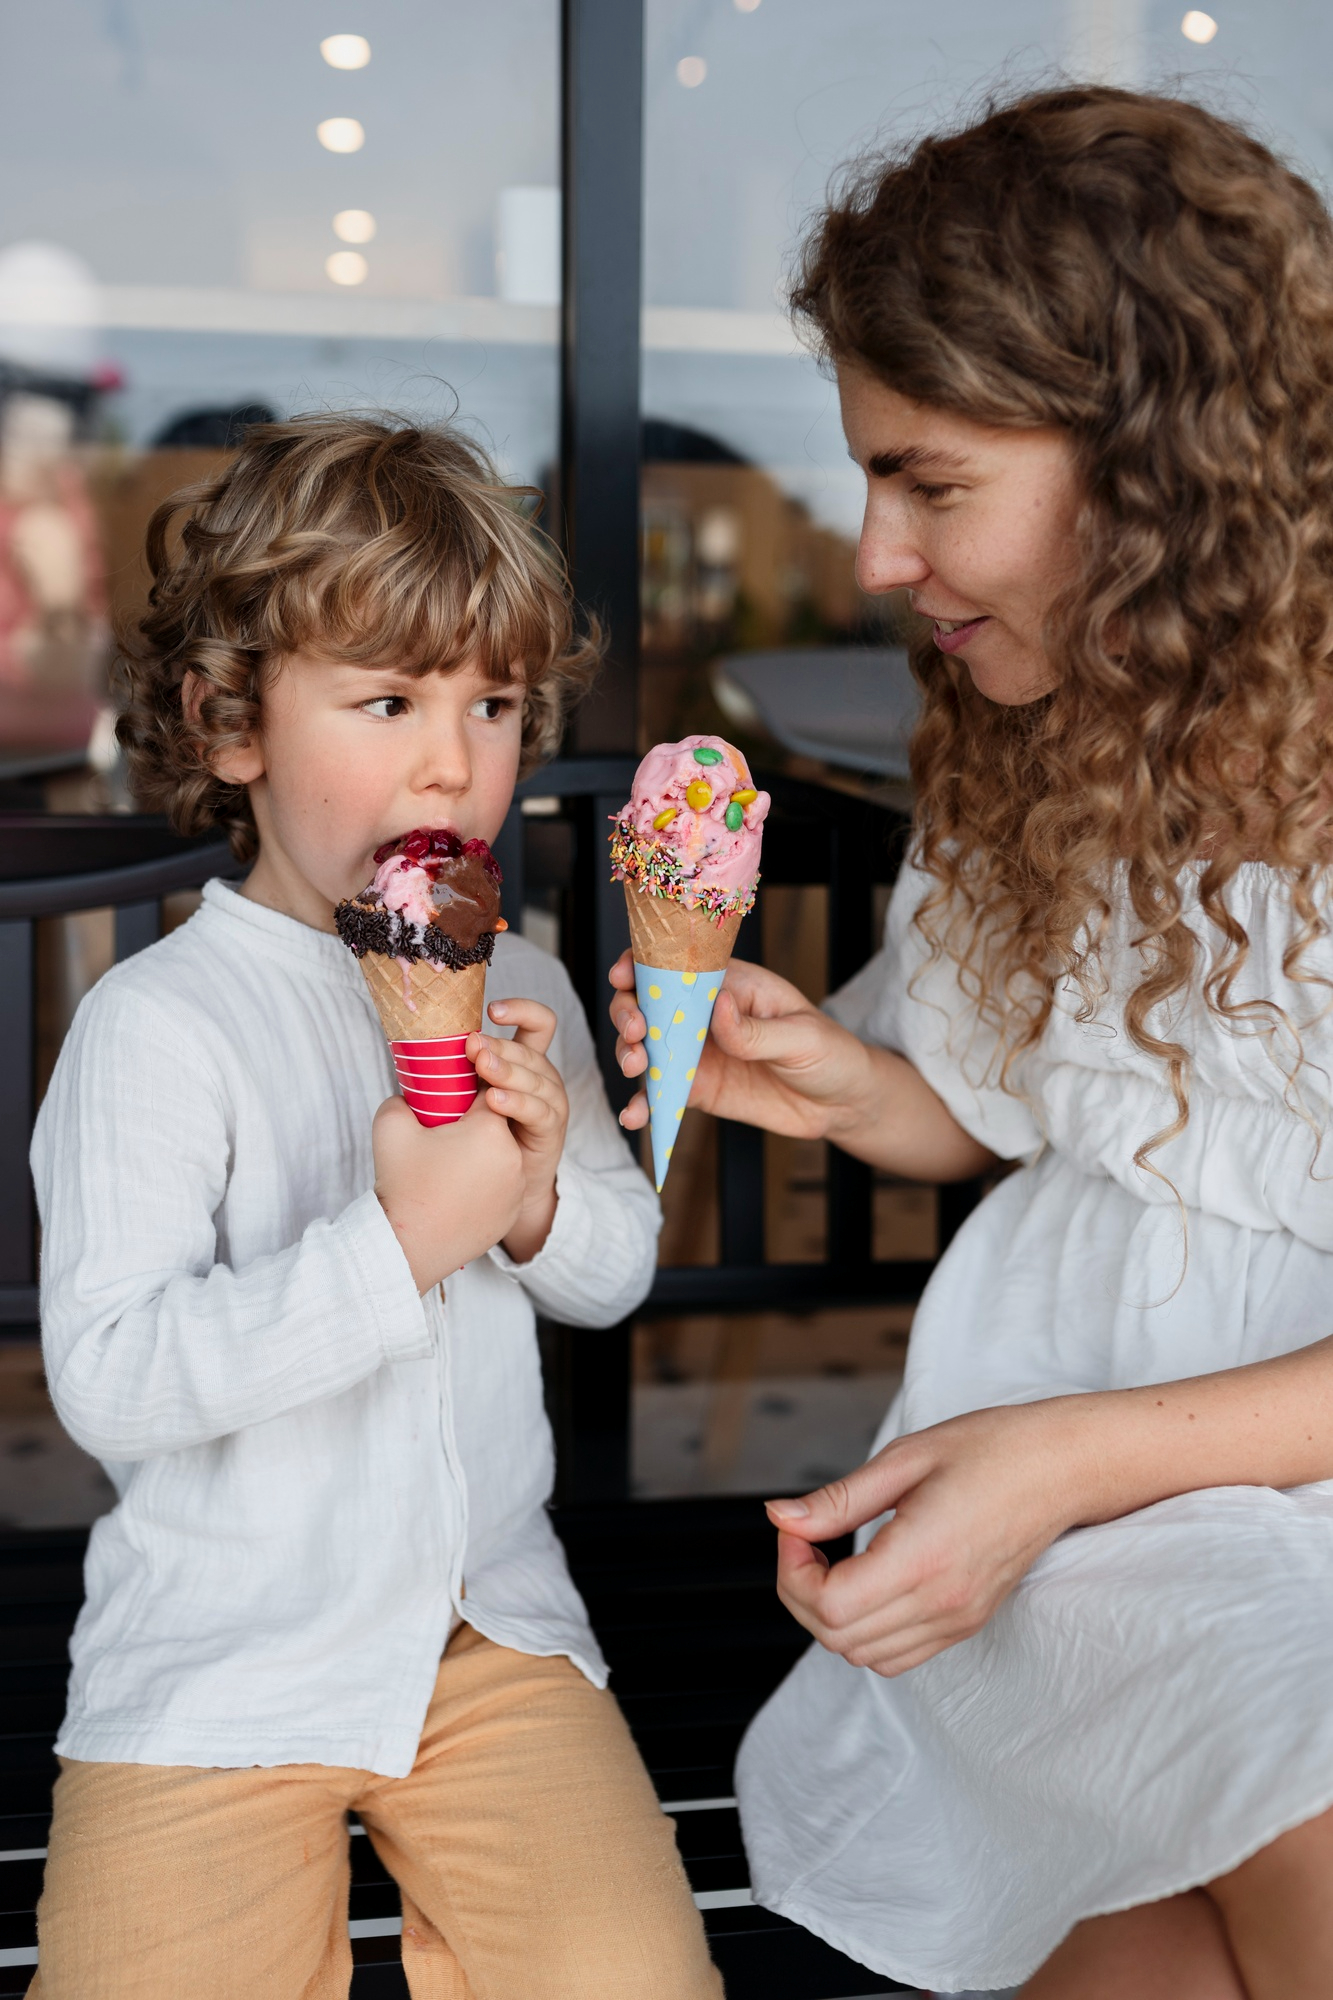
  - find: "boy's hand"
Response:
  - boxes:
[373,1094,525,1294]
[468,999,568,1264]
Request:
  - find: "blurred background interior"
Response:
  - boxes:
[0,0,1323,1528]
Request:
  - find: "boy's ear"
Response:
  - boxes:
[183,669,265,785]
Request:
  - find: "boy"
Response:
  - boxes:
[28,416,722,1999]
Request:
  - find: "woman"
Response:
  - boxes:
[612,87,1333,1998]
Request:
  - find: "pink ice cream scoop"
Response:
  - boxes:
[621,735,769,898]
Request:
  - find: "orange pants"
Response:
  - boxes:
[28,1622,723,2000]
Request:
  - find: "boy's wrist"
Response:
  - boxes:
[500,1184,559,1266]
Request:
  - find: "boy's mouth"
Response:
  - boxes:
[373,825,463,865]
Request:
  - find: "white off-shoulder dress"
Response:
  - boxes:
[736,859,1333,1995]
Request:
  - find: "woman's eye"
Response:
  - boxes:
[361,695,409,720]
[471,694,515,722]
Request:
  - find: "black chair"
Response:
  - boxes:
[0,766,961,1995]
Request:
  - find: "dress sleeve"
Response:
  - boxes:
[487,958,662,1327]
[30,975,431,1461]
[1034,1056,1333,1248]
[825,858,1042,1163]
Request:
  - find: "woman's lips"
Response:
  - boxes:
[933,616,989,655]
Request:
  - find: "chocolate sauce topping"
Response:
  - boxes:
[334,830,504,969]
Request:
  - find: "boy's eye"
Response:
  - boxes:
[361,695,409,720]
[471,693,516,722]
[911,481,955,503]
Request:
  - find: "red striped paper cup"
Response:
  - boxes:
[389,1034,478,1127]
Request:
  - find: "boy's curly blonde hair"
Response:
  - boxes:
[116,414,601,861]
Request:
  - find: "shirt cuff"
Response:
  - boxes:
[338,1189,435,1365]
[487,1160,592,1290]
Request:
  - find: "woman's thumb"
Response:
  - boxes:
[765,1449,918,1542]
[709,988,812,1068]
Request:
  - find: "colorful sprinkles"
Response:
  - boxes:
[609,819,758,923]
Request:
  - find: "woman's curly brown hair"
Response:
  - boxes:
[116,413,601,861]
[793,85,1333,1162]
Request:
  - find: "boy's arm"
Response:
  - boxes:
[32,984,431,1461]
[489,967,661,1328]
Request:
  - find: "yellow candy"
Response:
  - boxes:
[730,788,757,807]
[686,779,712,811]
[652,806,677,830]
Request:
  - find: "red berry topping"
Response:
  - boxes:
[429,827,462,858]
[402,830,431,860]
[464,836,503,883]
[372,838,399,864]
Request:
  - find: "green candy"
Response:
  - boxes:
[724,801,744,832]
[692,746,723,765]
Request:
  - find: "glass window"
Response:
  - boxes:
[0,0,559,800]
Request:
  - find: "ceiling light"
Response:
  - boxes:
[326,251,367,286]
[317,117,364,154]
[321,34,370,69]
[676,56,706,87]
[734,0,762,11]
[1180,10,1218,41]
[333,209,376,244]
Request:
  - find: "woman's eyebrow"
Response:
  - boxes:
[855,443,971,478]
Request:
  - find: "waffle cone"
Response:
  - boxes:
[624,886,744,973]
[357,953,487,1042]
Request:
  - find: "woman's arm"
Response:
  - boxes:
[767,1338,1333,1677]
[609,949,994,1183]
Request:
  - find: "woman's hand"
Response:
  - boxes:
[469,998,568,1264]
[766,1401,1088,1676]
[608,948,876,1143]
[607,947,996,1179]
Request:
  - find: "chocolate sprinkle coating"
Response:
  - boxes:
[334,898,496,970]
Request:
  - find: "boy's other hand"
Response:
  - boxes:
[469,998,567,1264]
[373,1094,525,1294]
[607,948,871,1143]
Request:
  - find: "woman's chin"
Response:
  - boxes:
[963,648,1057,707]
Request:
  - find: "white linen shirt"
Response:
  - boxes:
[31,880,660,1777]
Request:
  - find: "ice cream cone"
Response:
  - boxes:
[357,953,487,1126]
[626,885,742,1191]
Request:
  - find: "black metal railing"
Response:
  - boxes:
[0,760,976,1495]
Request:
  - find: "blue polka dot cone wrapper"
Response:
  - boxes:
[633,961,729,1191]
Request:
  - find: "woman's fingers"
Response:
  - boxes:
[765,1439,927,1543]
[608,947,636,990]
[618,1088,649,1131]
[707,986,826,1072]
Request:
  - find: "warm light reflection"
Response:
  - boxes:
[734,0,762,11]
[1181,10,1218,40]
[317,117,365,154]
[676,56,707,88]
[321,34,371,69]
[333,209,376,244]
[326,251,368,286]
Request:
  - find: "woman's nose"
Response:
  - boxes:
[856,502,930,596]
